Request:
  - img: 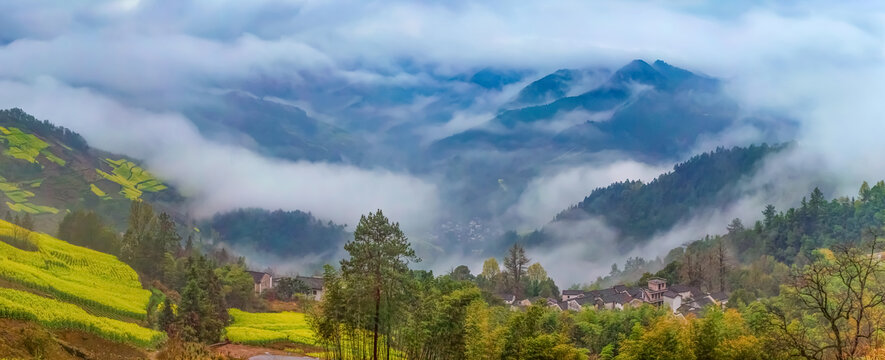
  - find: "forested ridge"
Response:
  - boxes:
[203,208,350,256]
[556,144,783,241]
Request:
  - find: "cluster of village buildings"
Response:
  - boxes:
[248,270,727,317]
[502,278,728,316]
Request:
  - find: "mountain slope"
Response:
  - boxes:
[184,92,366,164]
[0,108,353,264]
[520,144,785,252]
[0,108,185,231]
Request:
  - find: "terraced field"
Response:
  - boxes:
[0,220,151,319]
[0,126,65,166]
[96,158,167,200]
[226,309,317,346]
[0,175,58,214]
[0,288,164,348]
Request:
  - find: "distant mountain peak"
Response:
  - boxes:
[610,59,668,87]
[469,68,525,90]
[651,60,698,83]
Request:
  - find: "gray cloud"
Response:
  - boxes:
[2,0,885,283]
[509,160,669,230]
[0,78,440,234]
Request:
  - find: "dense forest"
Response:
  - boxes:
[203,208,350,256]
[546,144,784,251]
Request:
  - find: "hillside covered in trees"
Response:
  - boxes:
[513,144,784,252]
[203,208,350,257]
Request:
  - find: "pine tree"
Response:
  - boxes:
[503,243,529,298]
[860,181,872,202]
[19,213,34,230]
[175,256,228,343]
[340,210,419,360]
[158,297,175,332]
[121,201,157,275]
[762,204,776,228]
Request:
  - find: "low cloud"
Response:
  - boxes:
[537,109,614,134]
[0,78,440,233]
[510,160,669,230]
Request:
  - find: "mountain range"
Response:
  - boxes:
[0,59,796,267]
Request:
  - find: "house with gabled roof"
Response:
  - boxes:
[561,289,584,301]
[248,270,273,294]
[296,276,325,301]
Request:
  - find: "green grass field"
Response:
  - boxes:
[96,158,167,200]
[0,175,58,214]
[226,309,317,346]
[0,220,151,319]
[0,126,65,166]
[0,288,164,348]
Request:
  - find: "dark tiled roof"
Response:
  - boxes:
[562,290,584,295]
[678,304,695,314]
[710,292,728,301]
[597,287,619,297]
[572,296,595,306]
[694,296,715,308]
[601,292,632,305]
[612,284,627,293]
[663,290,679,298]
[296,276,325,290]
[626,287,643,298]
[668,284,693,293]
[669,284,705,299]
[248,271,269,283]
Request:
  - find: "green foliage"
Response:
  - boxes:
[319,209,419,360]
[56,209,120,255]
[204,208,349,257]
[547,144,782,251]
[503,243,530,297]
[121,201,181,280]
[175,256,229,343]
[275,277,309,300]
[215,263,257,310]
[0,288,164,348]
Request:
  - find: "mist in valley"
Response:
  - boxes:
[2,0,885,287]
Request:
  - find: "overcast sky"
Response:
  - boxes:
[2,0,885,282]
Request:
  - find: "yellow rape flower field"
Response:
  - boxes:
[0,220,152,319]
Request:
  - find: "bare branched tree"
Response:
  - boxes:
[767,228,885,360]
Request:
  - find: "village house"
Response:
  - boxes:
[296,275,325,301]
[552,278,728,316]
[561,289,584,301]
[248,271,273,294]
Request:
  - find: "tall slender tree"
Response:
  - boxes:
[503,243,529,298]
[339,210,419,360]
